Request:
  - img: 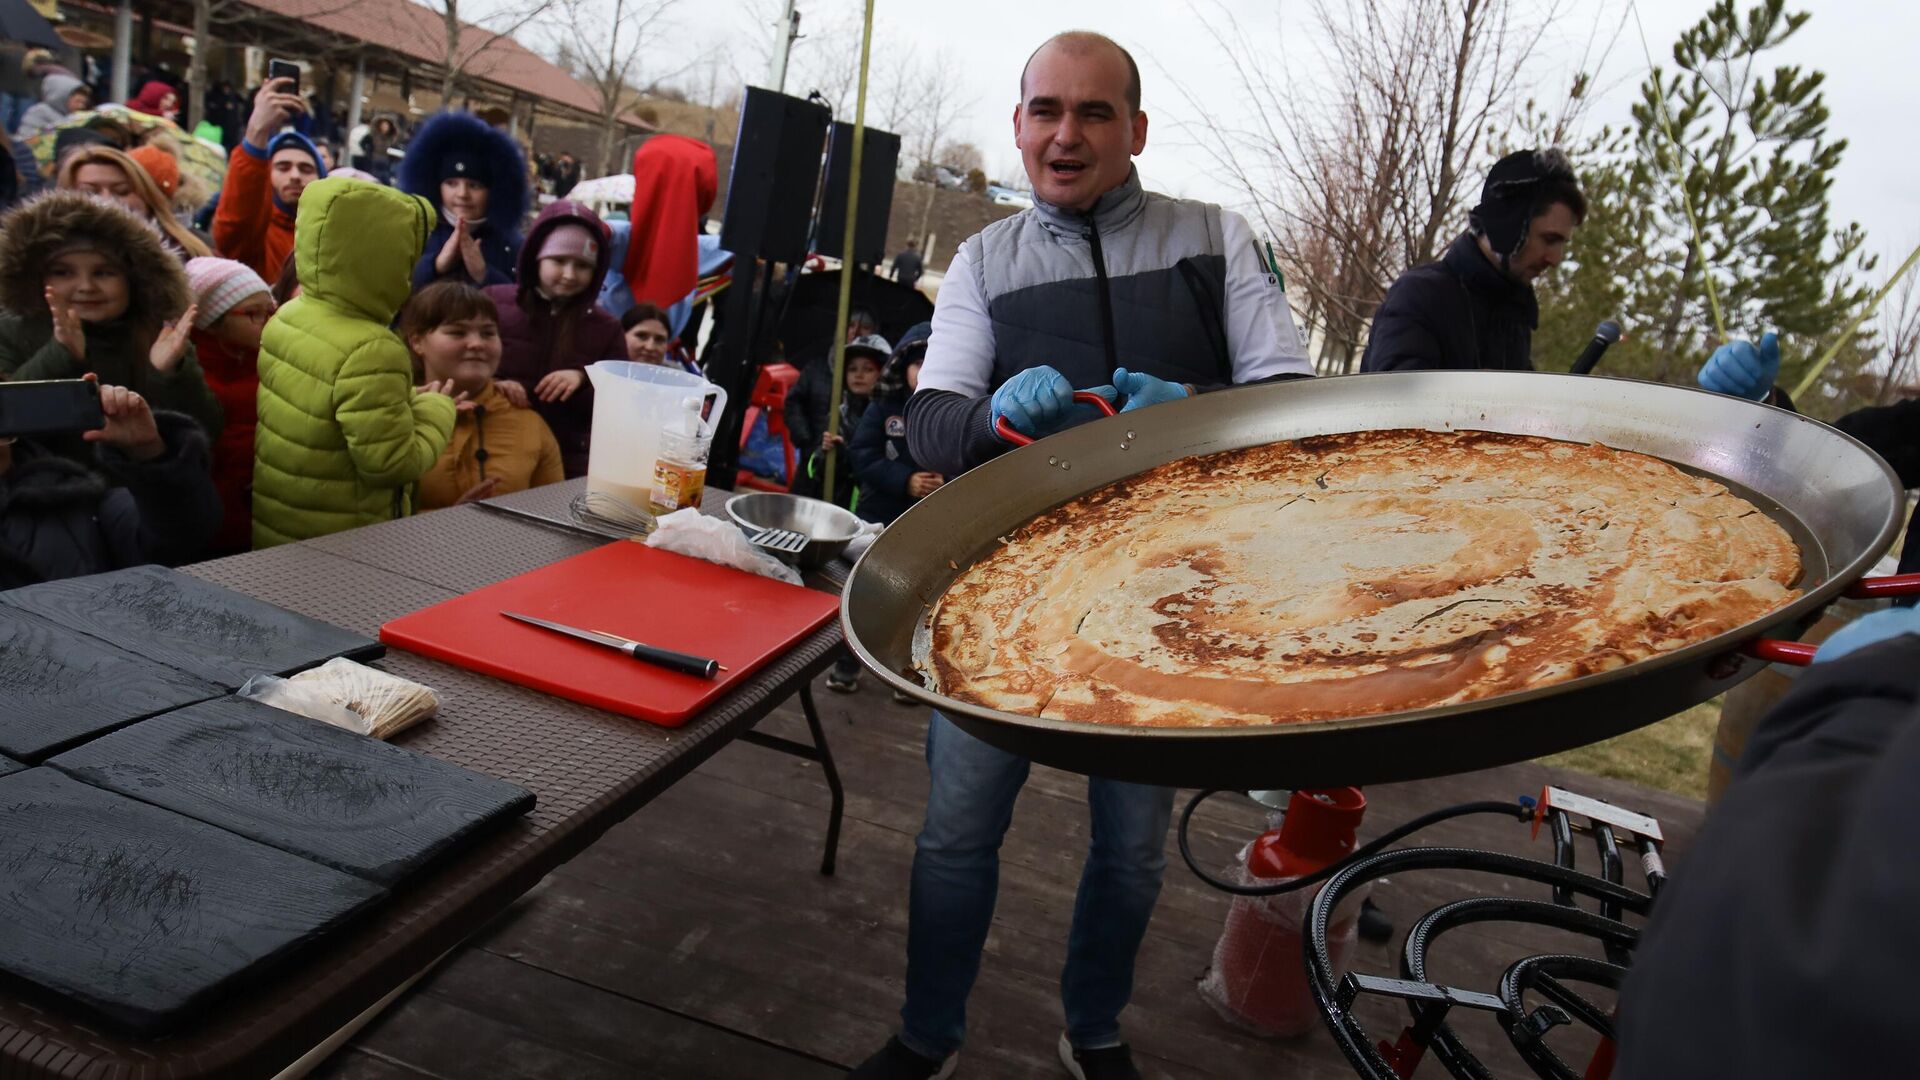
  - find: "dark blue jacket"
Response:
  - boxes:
[849,391,921,524]
[1360,231,1538,372]
[0,411,221,587]
[397,111,528,289]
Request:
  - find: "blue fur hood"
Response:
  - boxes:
[396,110,530,237]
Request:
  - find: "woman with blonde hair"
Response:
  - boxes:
[56,145,211,260]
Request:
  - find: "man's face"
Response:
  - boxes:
[1013,42,1147,212]
[1508,202,1579,282]
[270,149,317,206]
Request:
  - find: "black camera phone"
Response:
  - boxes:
[267,58,300,92]
[0,379,104,438]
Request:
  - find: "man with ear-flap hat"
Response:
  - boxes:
[1361,148,1587,372]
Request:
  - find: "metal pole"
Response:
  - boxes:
[769,0,799,93]
[111,0,133,104]
[347,55,367,134]
[821,0,875,506]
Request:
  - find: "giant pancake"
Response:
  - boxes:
[927,429,1800,727]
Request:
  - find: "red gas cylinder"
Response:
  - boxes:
[1199,787,1369,1037]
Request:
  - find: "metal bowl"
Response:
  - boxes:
[726,492,862,570]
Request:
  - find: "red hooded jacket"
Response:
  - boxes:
[621,134,717,308]
[486,200,625,478]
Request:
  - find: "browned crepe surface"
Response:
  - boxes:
[927,430,1800,727]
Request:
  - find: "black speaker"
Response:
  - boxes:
[720,87,830,264]
[816,122,901,266]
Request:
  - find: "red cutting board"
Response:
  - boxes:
[379,542,839,727]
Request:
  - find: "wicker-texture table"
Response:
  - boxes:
[0,484,846,1079]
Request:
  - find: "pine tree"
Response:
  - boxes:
[1535,0,1875,406]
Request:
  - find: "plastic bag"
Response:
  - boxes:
[645,507,803,585]
[238,658,441,739]
[843,520,885,563]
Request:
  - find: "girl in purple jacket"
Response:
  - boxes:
[484,200,625,477]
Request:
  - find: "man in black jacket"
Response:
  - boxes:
[1616,605,1920,1077]
[1361,148,1585,372]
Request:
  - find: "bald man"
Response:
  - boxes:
[856,31,1312,1080]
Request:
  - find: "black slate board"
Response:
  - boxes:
[0,754,20,776]
[0,767,386,1036]
[52,696,536,886]
[0,606,221,761]
[0,564,382,688]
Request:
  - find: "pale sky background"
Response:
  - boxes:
[534,0,1916,273]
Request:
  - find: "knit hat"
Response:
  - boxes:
[128,81,178,117]
[1469,148,1580,266]
[436,148,492,187]
[265,130,326,176]
[184,257,271,329]
[537,222,600,264]
[845,334,892,363]
[327,166,377,182]
[126,144,180,199]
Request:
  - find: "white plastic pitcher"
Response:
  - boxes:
[585,361,728,506]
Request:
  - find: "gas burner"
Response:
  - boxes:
[1305,789,1665,1080]
[1182,785,1666,1080]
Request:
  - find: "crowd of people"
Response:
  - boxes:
[0,61,753,578]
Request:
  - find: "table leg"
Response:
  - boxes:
[738,683,846,876]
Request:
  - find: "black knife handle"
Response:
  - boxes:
[625,642,721,679]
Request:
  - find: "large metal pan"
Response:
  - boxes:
[841,372,1908,789]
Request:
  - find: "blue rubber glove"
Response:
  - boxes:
[1812,606,1920,663]
[1112,366,1191,414]
[1697,332,1780,401]
[990,365,1075,437]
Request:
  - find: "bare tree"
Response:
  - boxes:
[183,0,368,131]
[937,141,984,175]
[1173,0,1577,372]
[560,0,683,174]
[417,0,557,105]
[1873,268,1920,404]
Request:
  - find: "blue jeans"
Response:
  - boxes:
[898,712,1175,1059]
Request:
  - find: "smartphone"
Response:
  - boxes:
[0,379,103,438]
[267,58,300,92]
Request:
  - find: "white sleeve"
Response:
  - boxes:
[1220,210,1313,382]
[917,241,997,398]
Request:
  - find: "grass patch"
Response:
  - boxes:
[1537,698,1721,801]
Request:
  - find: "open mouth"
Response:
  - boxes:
[1047,159,1087,180]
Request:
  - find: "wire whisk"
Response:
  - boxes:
[568,490,657,540]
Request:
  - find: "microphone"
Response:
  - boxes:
[1570,320,1622,376]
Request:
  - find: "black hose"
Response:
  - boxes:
[1176,789,1532,897]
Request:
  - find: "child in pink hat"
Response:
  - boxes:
[184,256,273,551]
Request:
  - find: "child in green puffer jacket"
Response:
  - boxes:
[252,177,463,547]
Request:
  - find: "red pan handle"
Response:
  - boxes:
[1743,574,1920,667]
[993,391,1119,446]
[1846,573,1920,599]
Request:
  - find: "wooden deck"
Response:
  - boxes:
[314,679,1706,1080]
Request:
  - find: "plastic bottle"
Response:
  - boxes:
[1198,787,1369,1037]
[649,404,712,514]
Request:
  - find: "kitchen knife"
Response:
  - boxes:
[501,612,725,679]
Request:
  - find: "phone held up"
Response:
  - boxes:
[267,58,300,92]
[0,379,104,439]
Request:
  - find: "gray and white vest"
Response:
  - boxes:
[966,169,1231,390]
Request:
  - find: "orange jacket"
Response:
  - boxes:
[211,144,296,284]
[416,382,565,510]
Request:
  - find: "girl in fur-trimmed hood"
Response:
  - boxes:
[399,110,530,290]
[0,191,223,452]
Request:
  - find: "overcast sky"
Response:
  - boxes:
[502,0,1912,273]
[700,0,1916,274]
